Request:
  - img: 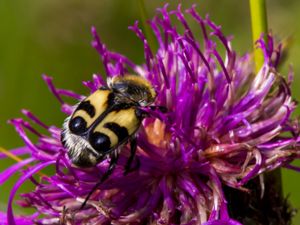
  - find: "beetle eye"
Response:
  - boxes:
[69,116,87,134]
[89,132,111,152]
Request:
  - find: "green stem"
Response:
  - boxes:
[249,0,268,73]
[137,0,156,52]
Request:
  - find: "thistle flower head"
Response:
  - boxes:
[1,4,300,225]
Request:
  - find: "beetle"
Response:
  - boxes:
[61,74,160,207]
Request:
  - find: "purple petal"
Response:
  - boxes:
[0,212,38,225]
[203,219,242,225]
[7,161,56,225]
[0,158,34,185]
[0,147,30,159]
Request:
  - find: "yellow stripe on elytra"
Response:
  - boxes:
[87,90,110,117]
[73,89,110,128]
[93,108,140,148]
[95,127,119,148]
[73,110,94,127]
[101,108,140,135]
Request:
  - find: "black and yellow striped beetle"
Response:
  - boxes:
[61,74,162,207]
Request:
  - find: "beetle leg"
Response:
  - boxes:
[100,153,119,183]
[124,137,139,175]
[80,153,119,209]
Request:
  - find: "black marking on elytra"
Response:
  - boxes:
[112,103,133,112]
[87,103,132,134]
[104,122,129,143]
[77,100,95,118]
[89,132,111,153]
[69,116,87,135]
[107,92,116,108]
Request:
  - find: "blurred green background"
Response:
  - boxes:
[0,0,299,223]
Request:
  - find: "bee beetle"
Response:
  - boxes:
[61,74,161,207]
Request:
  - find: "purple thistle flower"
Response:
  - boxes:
[1,4,300,225]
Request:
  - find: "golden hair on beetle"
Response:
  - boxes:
[108,75,156,106]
